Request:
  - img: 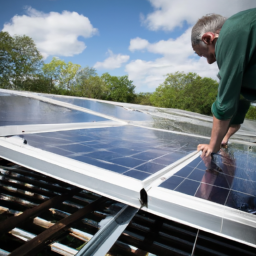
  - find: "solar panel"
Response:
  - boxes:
[41,94,153,121]
[158,145,256,211]
[1,89,256,248]
[20,126,207,181]
[0,92,109,125]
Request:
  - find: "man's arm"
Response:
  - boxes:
[221,99,250,145]
[197,116,230,156]
[221,124,240,146]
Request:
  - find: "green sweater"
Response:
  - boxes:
[212,8,256,124]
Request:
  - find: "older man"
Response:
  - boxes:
[192,8,256,156]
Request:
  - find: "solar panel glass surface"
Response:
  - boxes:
[20,126,209,181]
[42,94,152,121]
[0,92,109,125]
[159,144,256,212]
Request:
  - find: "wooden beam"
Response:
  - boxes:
[9,196,106,256]
[0,187,81,235]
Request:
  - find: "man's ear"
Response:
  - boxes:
[202,32,215,45]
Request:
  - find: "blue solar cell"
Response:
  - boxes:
[187,168,205,181]
[195,161,208,171]
[175,179,200,196]
[211,173,230,189]
[188,158,202,168]
[136,162,165,174]
[47,147,73,156]
[123,170,152,180]
[71,155,129,174]
[84,151,124,161]
[231,178,256,196]
[152,154,180,166]
[60,144,95,153]
[106,147,141,156]
[160,176,184,190]
[175,166,194,178]
[195,183,229,205]
[108,157,145,168]
[81,142,110,150]
[130,152,165,161]
[225,190,256,212]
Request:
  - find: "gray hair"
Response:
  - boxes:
[191,14,226,46]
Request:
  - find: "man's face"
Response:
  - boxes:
[193,43,216,64]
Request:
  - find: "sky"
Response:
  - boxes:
[1,0,256,92]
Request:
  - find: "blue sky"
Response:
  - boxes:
[1,0,255,92]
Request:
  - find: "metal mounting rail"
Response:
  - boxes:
[77,205,138,256]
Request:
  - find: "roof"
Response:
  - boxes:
[0,88,256,254]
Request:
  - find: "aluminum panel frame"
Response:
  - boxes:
[0,121,124,137]
[0,136,143,209]
[146,186,256,248]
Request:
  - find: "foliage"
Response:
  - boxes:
[42,57,80,90]
[102,73,136,103]
[75,66,97,84]
[15,74,53,93]
[134,92,152,105]
[150,72,219,115]
[69,67,106,98]
[0,32,13,88]
[245,106,256,120]
[0,31,43,89]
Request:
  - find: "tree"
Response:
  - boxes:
[101,73,136,103]
[150,72,218,115]
[69,66,106,98]
[134,92,152,105]
[75,66,97,84]
[0,32,13,88]
[246,106,256,120]
[42,57,80,90]
[74,75,107,99]
[0,31,43,89]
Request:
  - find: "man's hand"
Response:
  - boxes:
[197,116,231,156]
[197,144,214,157]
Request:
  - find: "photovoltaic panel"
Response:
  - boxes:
[20,126,209,181]
[41,94,153,121]
[0,92,109,125]
[159,144,256,213]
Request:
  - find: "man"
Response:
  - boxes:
[191,8,256,156]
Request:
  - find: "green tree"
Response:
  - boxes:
[17,74,53,93]
[246,106,256,120]
[75,66,97,84]
[134,92,152,105]
[70,67,107,98]
[0,32,13,88]
[101,73,136,103]
[150,72,218,115]
[75,75,107,99]
[42,57,80,90]
[0,31,43,89]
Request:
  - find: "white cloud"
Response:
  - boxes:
[127,1,256,92]
[126,28,219,91]
[2,7,98,58]
[143,0,256,31]
[129,37,149,52]
[94,50,130,70]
